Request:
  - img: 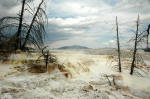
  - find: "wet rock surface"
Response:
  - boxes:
[0,50,150,99]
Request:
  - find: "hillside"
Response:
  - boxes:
[57,45,89,50]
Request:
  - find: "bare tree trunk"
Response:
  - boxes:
[130,15,139,75]
[146,24,150,49]
[45,51,49,72]
[116,16,121,72]
[21,0,44,50]
[147,35,149,49]
[16,0,26,50]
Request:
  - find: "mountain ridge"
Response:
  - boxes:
[57,45,89,50]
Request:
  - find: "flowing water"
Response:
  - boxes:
[0,50,150,99]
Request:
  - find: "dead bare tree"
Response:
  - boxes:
[35,46,57,72]
[16,0,26,50]
[116,16,121,72]
[0,0,47,51]
[0,17,20,50]
[130,15,140,75]
[22,0,46,50]
[134,23,150,52]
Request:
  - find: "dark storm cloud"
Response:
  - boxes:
[45,17,99,44]
[45,23,77,44]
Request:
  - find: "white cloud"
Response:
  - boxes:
[1,0,150,48]
[64,2,99,14]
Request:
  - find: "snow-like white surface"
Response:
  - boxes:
[0,50,150,99]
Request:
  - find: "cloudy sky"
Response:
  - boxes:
[0,0,150,48]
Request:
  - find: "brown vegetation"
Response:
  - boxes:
[28,64,47,73]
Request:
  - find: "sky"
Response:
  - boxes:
[0,0,150,48]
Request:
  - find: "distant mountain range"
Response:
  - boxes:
[57,45,89,50]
